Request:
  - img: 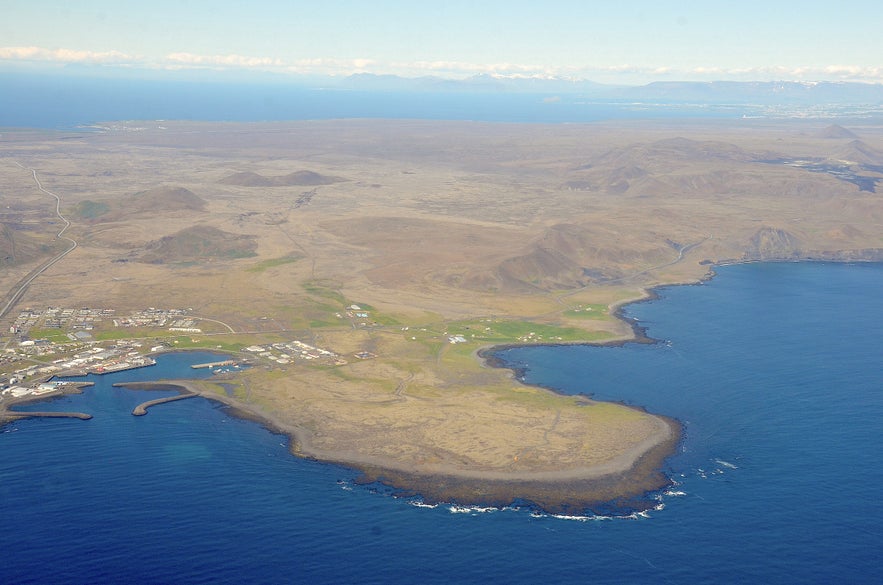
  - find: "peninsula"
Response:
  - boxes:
[2,119,881,511]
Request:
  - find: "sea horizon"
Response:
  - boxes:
[7,70,883,131]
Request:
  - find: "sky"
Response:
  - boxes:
[1,0,881,85]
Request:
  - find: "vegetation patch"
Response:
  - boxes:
[72,200,110,220]
[168,336,245,351]
[25,328,72,344]
[563,304,612,320]
[303,280,346,305]
[445,318,612,344]
[246,255,302,273]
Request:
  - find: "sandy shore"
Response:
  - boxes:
[116,378,680,513]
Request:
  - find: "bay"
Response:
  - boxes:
[1,263,881,584]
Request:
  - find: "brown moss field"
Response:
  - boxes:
[2,118,882,509]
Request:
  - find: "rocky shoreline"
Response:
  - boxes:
[112,377,680,514]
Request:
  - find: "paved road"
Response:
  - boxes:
[0,165,78,320]
[193,316,237,333]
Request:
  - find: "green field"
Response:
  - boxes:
[26,328,72,343]
[564,304,612,320]
[444,318,613,344]
[246,255,302,273]
[168,336,246,352]
[72,200,110,219]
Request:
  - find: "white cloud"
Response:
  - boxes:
[0,45,137,64]
[402,60,557,76]
[283,57,378,74]
[704,64,883,83]
[0,46,374,76]
[1,45,882,84]
[165,52,285,68]
[821,64,883,80]
[570,64,883,84]
[160,53,381,75]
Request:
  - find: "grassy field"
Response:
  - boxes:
[26,328,72,343]
[246,255,302,273]
[563,303,612,320]
[166,337,246,352]
[445,318,614,344]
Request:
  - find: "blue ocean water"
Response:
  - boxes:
[1,263,881,584]
[0,72,739,129]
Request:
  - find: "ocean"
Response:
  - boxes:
[1,262,881,584]
[0,72,742,130]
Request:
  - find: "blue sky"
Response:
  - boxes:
[1,0,881,84]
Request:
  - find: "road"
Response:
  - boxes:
[193,316,237,333]
[601,235,711,285]
[556,235,712,302]
[0,165,79,320]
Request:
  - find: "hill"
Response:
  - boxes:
[138,225,257,264]
[219,170,343,187]
[612,81,883,105]
[835,140,883,165]
[460,223,677,292]
[817,124,858,139]
[128,186,206,213]
[0,224,62,268]
[217,172,274,187]
[72,200,111,220]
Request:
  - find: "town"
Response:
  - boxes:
[0,304,346,400]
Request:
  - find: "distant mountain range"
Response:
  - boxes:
[611,80,883,104]
[12,62,882,105]
[333,73,883,104]
[335,73,617,94]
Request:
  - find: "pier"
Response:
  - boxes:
[132,393,196,416]
[112,381,200,416]
[89,358,156,375]
[5,411,93,421]
[191,359,236,369]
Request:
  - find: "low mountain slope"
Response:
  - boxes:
[219,170,344,187]
[138,225,257,264]
[128,186,207,213]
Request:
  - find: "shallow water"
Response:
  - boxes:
[2,263,881,584]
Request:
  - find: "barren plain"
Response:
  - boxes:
[2,119,881,510]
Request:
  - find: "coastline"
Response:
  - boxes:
[349,415,681,513]
[8,261,876,510]
[1,272,762,512]
[1,284,693,513]
[117,377,680,513]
